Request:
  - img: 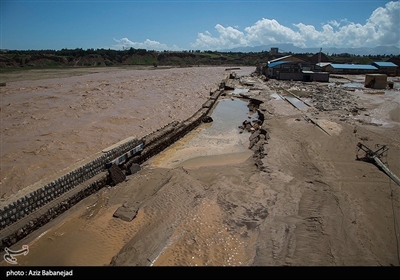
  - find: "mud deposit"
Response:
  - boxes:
[1,69,400,267]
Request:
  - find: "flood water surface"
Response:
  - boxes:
[1,66,254,198]
[150,98,253,169]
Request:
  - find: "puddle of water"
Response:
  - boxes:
[2,190,127,266]
[370,117,391,127]
[151,98,253,169]
[343,82,400,90]
[271,92,308,109]
[177,151,253,169]
[230,88,249,96]
[342,82,364,88]
[283,96,309,109]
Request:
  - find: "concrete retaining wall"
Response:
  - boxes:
[0,173,108,250]
[0,75,228,250]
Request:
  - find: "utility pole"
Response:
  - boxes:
[356,142,400,186]
[318,47,322,63]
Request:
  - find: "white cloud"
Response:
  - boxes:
[112,38,181,51]
[327,20,341,28]
[245,18,305,47]
[113,2,399,51]
[191,24,247,50]
[367,1,400,46]
[191,1,400,50]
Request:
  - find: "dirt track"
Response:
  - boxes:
[1,67,400,266]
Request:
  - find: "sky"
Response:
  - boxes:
[1,0,399,51]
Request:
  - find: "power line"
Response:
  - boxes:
[387,160,400,265]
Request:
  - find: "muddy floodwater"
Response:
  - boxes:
[0,66,253,201]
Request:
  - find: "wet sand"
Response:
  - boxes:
[1,68,400,267]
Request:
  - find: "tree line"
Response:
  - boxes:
[0,47,398,68]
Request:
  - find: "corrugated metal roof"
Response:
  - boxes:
[329,64,378,70]
[316,62,331,67]
[268,61,291,68]
[372,61,398,67]
[268,55,293,63]
[365,73,388,77]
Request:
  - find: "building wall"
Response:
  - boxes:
[278,72,303,81]
[386,58,400,76]
[277,72,329,82]
[364,74,388,89]
[269,62,327,82]
[377,67,397,76]
[268,62,304,78]
[313,72,330,82]
[325,65,377,74]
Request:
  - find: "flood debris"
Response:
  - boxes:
[312,87,359,112]
[237,98,269,171]
[127,163,141,176]
[113,202,139,222]
[108,164,126,185]
[356,142,400,186]
[202,116,213,123]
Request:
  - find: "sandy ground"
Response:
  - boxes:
[1,67,400,267]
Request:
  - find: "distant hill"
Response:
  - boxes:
[0,47,397,69]
[222,44,400,56]
[0,49,270,68]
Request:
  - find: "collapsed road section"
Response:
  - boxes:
[0,74,231,250]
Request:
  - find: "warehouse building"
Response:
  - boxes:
[371,61,398,76]
[325,64,378,74]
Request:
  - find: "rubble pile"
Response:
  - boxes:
[238,100,269,171]
[239,119,269,171]
[271,80,360,113]
[311,86,359,112]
